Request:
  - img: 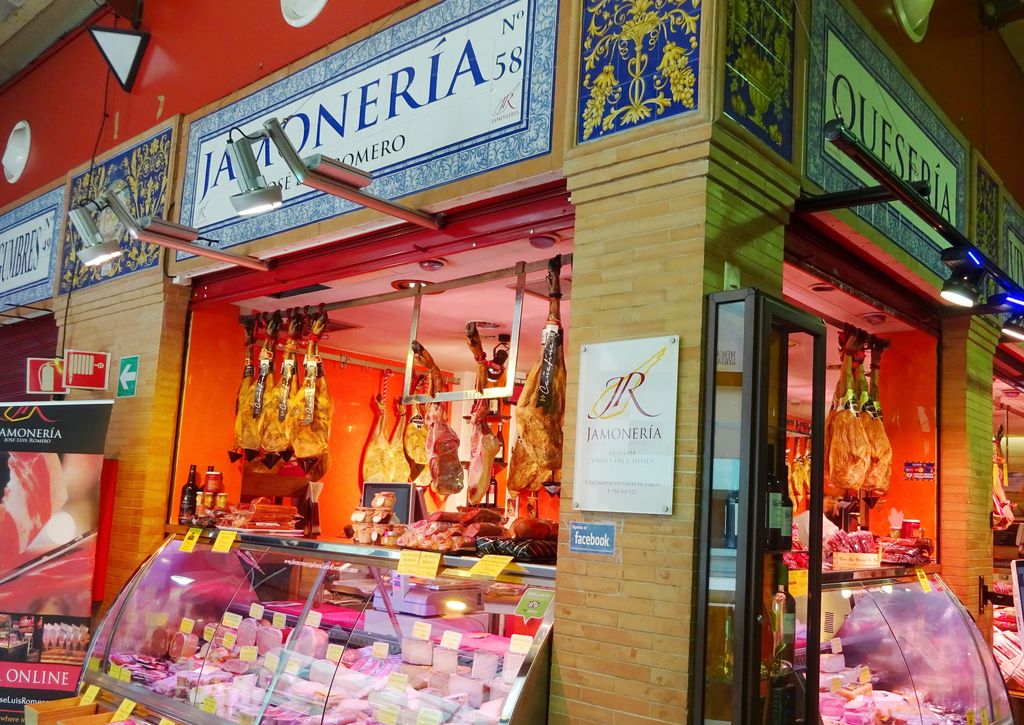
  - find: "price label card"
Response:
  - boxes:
[79,684,99,706]
[967,710,975,725]
[829,676,841,693]
[915,567,933,593]
[414,551,441,578]
[211,529,236,553]
[372,641,390,659]
[272,612,287,628]
[146,611,169,627]
[469,555,514,579]
[788,569,808,599]
[387,672,409,691]
[113,698,136,720]
[88,656,100,671]
[397,549,420,576]
[830,637,843,655]
[982,706,990,725]
[179,617,194,634]
[222,631,237,649]
[858,666,871,684]
[159,719,177,725]
[180,527,202,553]
[203,624,217,642]
[285,657,301,675]
[249,602,265,620]
[201,696,217,713]
[326,643,343,663]
[306,610,322,628]
[440,630,462,650]
[108,664,122,681]
[222,612,242,628]
[411,621,432,641]
[239,646,258,662]
[378,704,400,725]
[265,652,280,671]
[417,707,444,725]
[118,666,132,682]
[510,634,533,655]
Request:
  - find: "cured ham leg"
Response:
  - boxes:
[994,425,1015,531]
[465,323,499,504]
[0,452,65,571]
[861,341,893,496]
[362,394,390,483]
[411,340,464,496]
[403,378,429,486]
[826,332,870,493]
[261,311,303,465]
[287,309,333,477]
[508,255,567,494]
[230,317,259,461]
[385,397,412,482]
[253,312,282,462]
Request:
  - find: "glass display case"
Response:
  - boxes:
[818,570,1012,724]
[80,531,554,724]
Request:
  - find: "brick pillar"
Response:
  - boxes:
[55,267,190,605]
[938,314,999,625]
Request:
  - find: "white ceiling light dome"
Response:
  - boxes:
[2,120,30,183]
[894,0,933,43]
[281,0,328,27]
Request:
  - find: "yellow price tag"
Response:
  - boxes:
[915,567,932,593]
[249,602,265,620]
[179,617,194,634]
[265,652,279,671]
[830,637,843,655]
[211,529,236,553]
[201,696,217,713]
[469,555,514,579]
[239,646,258,662]
[787,569,808,599]
[112,698,136,720]
[119,666,132,682]
[306,609,322,628]
[88,656,100,672]
[326,643,343,663]
[397,549,420,576]
[159,719,176,725]
[285,657,301,675]
[203,624,217,642]
[858,666,871,684]
[967,710,975,725]
[416,707,444,725]
[510,634,533,655]
[372,641,390,659]
[414,551,441,578]
[411,621,432,641]
[829,676,841,693]
[222,612,242,628]
[272,611,287,628]
[222,631,237,649]
[982,706,990,725]
[180,527,202,553]
[440,630,462,650]
[387,672,409,691]
[146,611,169,627]
[378,704,400,725]
[79,684,99,706]
[108,664,122,681]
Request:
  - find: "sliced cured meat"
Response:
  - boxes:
[0,452,65,569]
[293,624,328,658]
[168,631,199,659]
[236,617,259,647]
[256,625,283,655]
[466,401,500,505]
[411,340,463,496]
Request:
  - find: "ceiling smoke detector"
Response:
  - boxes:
[529,234,557,249]
[861,312,887,326]
[1004,389,1021,398]
[809,282,835,293]
[419,259,445,272]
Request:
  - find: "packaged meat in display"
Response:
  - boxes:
[261,310,304,464]
[411,340,464,496]
[508,255,567,494]
[78,529,554,725]
[286,308,334,477]
[230,316,260,462]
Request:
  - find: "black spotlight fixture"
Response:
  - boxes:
[939,246,986,308]
[1003,315,1024,341]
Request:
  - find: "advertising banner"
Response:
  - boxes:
[0,400,112,722]
[572,336,679,515]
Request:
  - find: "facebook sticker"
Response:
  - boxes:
[569,522,616,555]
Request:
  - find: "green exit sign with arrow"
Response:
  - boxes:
[117,355,139,398]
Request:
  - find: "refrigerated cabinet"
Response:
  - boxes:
[79,531,554,724]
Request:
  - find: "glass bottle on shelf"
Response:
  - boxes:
[766,467,785,550]
[177,464,198,524]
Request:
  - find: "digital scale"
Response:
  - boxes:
[373,576,485,617]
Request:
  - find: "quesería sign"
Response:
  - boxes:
[179,0,557,256]
[572,336,679,516]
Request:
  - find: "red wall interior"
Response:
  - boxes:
[0,0,417,209]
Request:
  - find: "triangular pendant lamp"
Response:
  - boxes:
[88,27,149,92]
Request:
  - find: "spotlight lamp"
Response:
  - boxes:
[939,246,987,308]
[1003,314,1024,341]
[67,200,123,268]
[227,131,283,216]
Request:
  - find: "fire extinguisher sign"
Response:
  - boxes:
[63,350,111,390]
[25,358,69,395]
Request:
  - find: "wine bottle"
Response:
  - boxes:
[766,468,783,550]
[177,464,198,525]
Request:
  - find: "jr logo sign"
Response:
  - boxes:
[587,347,667,420]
